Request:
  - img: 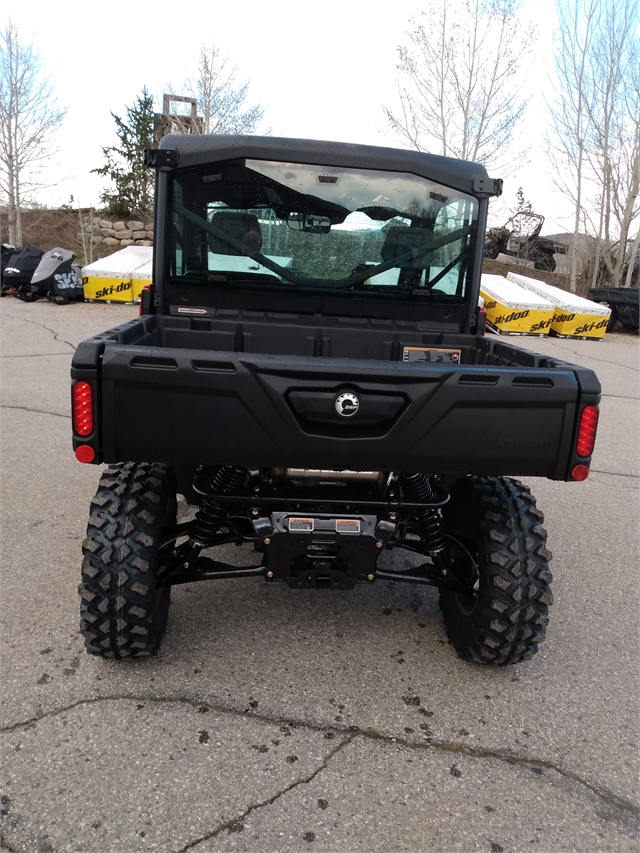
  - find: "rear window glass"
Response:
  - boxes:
[168,159,478,303]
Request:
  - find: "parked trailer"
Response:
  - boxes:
[507,272,610,339]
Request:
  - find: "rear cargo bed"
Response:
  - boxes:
[73,311,596,366]
[72,314,600,479]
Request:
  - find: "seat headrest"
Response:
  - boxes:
[381,227,434,268]
[208,212,262,256]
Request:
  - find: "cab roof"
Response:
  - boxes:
[158,134,498,198]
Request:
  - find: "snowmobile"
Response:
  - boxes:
[32,248,83,304]
[1,246,44,300]
[1,246,83,303]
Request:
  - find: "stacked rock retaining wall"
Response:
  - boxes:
[77,215,154,250]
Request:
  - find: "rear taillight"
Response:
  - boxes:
[478,305,487,335]
[576,405,599,457]
[140,284,151,316]
[72,381,93,436]
[75,445,96,463]
[571,464,590,481]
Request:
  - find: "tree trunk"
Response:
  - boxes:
[6,149,18,245]
[623,227,639,288]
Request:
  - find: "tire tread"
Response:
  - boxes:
[441,476,553,665]
[79,461,174,658]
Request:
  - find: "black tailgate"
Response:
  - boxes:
[99,345,581,479]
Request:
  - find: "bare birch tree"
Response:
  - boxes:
[0,22,66,245]
[548,0,639,289]
[546,0,598,291]
[585,0,640,288]
[165,43,265,136]
[383,0,533,170]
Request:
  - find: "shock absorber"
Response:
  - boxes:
[186,466,247,557]
[401,473,448,569]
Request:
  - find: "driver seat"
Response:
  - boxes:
[381,226,434,288]
[208,212,262,255]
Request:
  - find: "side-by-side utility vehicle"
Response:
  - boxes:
[588,286,639,332]
[483,212,567,272]
[71,136,601,665]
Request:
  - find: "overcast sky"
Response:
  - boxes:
[5,0,569,232]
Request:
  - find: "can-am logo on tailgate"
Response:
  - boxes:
[335,392,360,417]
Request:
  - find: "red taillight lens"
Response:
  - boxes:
[75,444,96,463]
[576,405,599,457]
[571,464,590,481]
[72,381,93,436]
[478,306,487,335]
[140,284,151,316]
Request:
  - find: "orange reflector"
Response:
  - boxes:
[75,444,96,463]
[571,464,590,481]
[576,405,599,457]
[72,381,93,436]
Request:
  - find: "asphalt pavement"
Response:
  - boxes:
[0,298,638,853]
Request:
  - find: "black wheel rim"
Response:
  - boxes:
[445,534,480,614]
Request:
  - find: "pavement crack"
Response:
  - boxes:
[553,345,640,374]
[0,352,72,359]
[590,467,639,478]
[0,694,333,735]
[0,313,75,351]
[0,405,71,420]
[352,731,640,821]
[174,735,354,852]
[2,693,638,822]
[589,468,640,488]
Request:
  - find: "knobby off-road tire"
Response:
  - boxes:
[440,476,553,665]
[79,461,176,658]
[483,241,500,260]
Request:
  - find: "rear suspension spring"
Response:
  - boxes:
[188,466,247,549]
[401,473,447,562]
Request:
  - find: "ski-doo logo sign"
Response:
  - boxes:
[530,318,552,332]
[94,281,132,299]
[335,392,360,418]
[54,272,80,290]
[494,309,530,325]
[575,318,608,335]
